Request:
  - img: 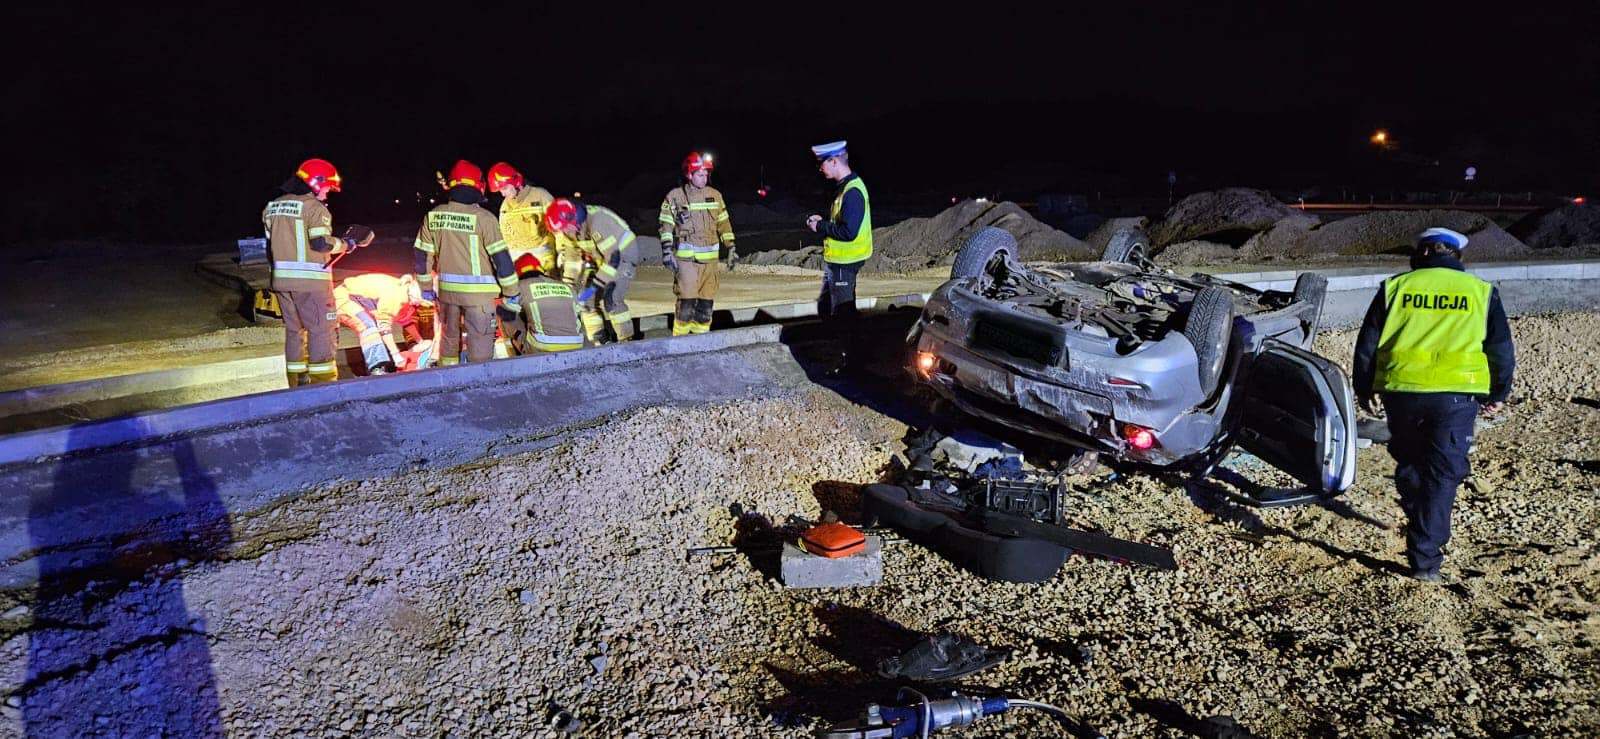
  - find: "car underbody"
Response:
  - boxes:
[908,227,1357,496]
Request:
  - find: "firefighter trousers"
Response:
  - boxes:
[439,302,496,365]
[672,258,719,335]
[581,262,636,342]
[277,287,337,386]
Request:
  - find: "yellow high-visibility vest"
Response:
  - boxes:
[822,177,872,265]
[1375,267,1492,394]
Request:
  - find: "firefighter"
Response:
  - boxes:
[510,253,585,353]
[658,151,735,335]
[805,140,872,368]
[543,198,641,343]
[1353,227,1515,582]
[487,162,561,277]
[262,158,374,387]
[333,273,434,374]
[413,160,519,365]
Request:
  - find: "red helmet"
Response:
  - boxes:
[486,162,524,192]
[447,160,484,192]
[682,151,714,176]
[513,253,542,277]
[296,158,343,196]
[543,198,584,232]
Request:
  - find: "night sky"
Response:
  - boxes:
[9,2,1598,241]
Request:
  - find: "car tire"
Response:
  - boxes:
[1102,228,1149,264]
[950,227,1018,281]
[1292,272,1328,346]
[1183,286,1234,397]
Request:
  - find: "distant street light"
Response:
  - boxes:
[1370,129,1391,148]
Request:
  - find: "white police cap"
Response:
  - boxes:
[1417,227,1469,250]
[811,140,847,159]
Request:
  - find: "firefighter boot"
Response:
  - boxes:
[672,299,695,336]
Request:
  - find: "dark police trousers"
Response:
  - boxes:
[819,261,863,319]
[1381,392,1478,573]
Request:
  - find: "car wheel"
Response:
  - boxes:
[1292,272,1328,346]
[1102,228,1149,264]
[1183,286,1234,397]
[951,227,1018,281]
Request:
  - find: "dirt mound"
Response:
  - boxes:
[1511,203,1600,249]
[746,199,1093,273]
[1252,209,1532,260]
[1151,188,1315,247]
[871,199,1094,271]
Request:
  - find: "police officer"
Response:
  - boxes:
[1353,227,1515,582]
[806,140,872,369]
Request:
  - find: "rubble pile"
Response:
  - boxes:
[1149,189,1559,265]
[744,199,1095,273]
[4,316,1600,736]
[1512,203,1600,250]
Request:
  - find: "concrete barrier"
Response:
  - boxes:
[0,326,813,587]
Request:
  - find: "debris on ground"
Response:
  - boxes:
[6,315,1600,736]
[876,633,1010,682]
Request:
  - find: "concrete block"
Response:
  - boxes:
[780,537,882,588]
[1526,262,1576,280]
[1471,266,1526,282]
[1583,262,1600,279]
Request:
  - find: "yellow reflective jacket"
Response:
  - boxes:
[659,184,734,262]
[1376,267,1493,394]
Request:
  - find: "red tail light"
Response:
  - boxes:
[1123,424,1156,450]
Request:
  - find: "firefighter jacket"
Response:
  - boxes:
[334,273,410,329]
[413,201,518,307]
[658,184,735,262]
[499,185,558,273]
[263,193,344,292]
[820,174,872,265]
[518,275,584,352]
[575,205,639,287]
[1353,253,1515,401]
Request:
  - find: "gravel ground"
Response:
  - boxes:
[2,315,1599,737]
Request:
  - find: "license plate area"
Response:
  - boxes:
[970,315,1065,368]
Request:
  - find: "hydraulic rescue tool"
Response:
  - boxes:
[823,688,1102,739]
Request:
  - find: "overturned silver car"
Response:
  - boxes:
[907,228,1357,495]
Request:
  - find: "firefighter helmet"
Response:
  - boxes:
[543,198,585,233]
[682,151,714,176]
[487,162,524,193]
[296,158,343,196]
[447,160,485,192]
[513,253,542,278]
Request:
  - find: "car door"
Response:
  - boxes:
[1232,339,1358,493]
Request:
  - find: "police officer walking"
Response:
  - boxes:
[806,140,872,369]
[1353,227,1515,582]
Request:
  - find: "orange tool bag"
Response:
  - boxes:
[800,523,867,558]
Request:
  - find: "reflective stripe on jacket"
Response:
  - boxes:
[822,176,872,265]
[1376,267,1493,394]
[263,194,336,291]
[659,184,734,261]
[414,202,517,306]
[578,205,639,286]
[519,276,584,352]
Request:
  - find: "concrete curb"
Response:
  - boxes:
[0,355,283,419]
[0,325,783,467]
